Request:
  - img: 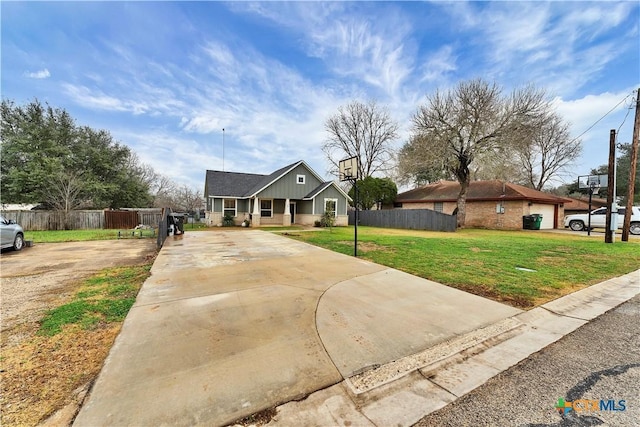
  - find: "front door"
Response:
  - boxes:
[289,202,296,224]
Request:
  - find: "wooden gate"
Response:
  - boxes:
[104,210,139,229]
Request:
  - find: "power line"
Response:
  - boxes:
[615,93,635,143]
[571,90,636,144]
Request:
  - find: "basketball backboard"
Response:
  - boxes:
[578,174,608,190]
[339,156,358,181]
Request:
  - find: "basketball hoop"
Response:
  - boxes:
[338,156,360,257]
[578,174,608,236]
[339,157,359,182]
[578,174,608,191]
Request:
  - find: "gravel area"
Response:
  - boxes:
[0,240,157,333]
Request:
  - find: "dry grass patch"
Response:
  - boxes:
[354,241,392,253]
[1,323,121,426]
[0,263,152,426]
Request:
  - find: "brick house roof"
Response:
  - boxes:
[563,196,608,212]
[397,180,571,204]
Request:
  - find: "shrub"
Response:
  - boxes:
[320,212,336,228]
[222,214,235,227]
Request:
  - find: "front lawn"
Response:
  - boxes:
[25,229,123,242]
[1,264,153,426]
[282,227,640,307]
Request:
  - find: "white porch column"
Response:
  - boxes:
[283,198,291,226]
[252,197,261,227]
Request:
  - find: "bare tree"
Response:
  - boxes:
[474,152,524,183]
[151,175,177,208]
[46,172,91,229]
[514,111,582,190]
[323,100,399,178]
[396,134,453,186]
[175,185,204,213]
[408,79,547,227]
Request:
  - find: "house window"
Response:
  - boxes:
[324,198,337,217]
[297,174,306,184]
[434,202,443,213]
[496,202,505,214]
[260,199,273,217]
[223,199,236,217]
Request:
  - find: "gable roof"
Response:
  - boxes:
[205,170,265,198]
[304,182,334,200]
[245,160,323,197]
[397,180,570,204]
[563,196,608,211]
[205,160,350,200]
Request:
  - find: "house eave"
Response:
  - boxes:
[398,196,570,204]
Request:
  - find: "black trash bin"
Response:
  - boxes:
[523,215,535,230]
[523,214,543,230]
[531,214,543,230]
[168,213,185,235]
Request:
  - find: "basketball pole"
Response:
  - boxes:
[340,156,359,258]
[354,178,358,257]
[587,183,595,236]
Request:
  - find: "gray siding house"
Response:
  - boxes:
[204,160,350,227]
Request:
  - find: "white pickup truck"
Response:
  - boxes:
[564,206,640,235]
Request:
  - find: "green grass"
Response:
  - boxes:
[25,222,210,242]
[25,229,122,243]
[281,227,640,307]
[185,222,209,230]
[38,264,152,336]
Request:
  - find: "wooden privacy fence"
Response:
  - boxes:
[348,209,456,232]
[105,210,139,229]
[0,210,163,231]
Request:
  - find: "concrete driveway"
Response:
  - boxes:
[74,230,521,426]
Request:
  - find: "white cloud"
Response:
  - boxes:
[420,45,457,83]
[25,68,50,79]
[234,2,415,97]
[553,89,635,135]
[553,88,637,173]
[62,83,149,114]
[445,2,637,98]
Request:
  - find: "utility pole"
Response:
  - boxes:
[622,89,639,242]
[222,128,225,172]
[605,130,616,243]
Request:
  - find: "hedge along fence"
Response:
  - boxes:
[348,208,457,232]
[0,210,164,231]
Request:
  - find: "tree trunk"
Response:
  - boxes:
[456,179,470,228]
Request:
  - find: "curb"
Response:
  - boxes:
[254,269,640,427]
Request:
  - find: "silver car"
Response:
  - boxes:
[0,214,25,251]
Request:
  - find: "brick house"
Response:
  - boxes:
[394,180,571,230]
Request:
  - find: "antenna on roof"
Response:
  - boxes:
[222,128,225,172]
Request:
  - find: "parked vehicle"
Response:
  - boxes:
[0,214,25,251]
[563,206,640,235]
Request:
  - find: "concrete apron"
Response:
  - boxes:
[73,230,521,426]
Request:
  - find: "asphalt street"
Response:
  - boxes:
[415,294,640,427]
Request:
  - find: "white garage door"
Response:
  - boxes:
[529,204,556,229]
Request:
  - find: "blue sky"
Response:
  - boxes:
[2,1,639,192]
